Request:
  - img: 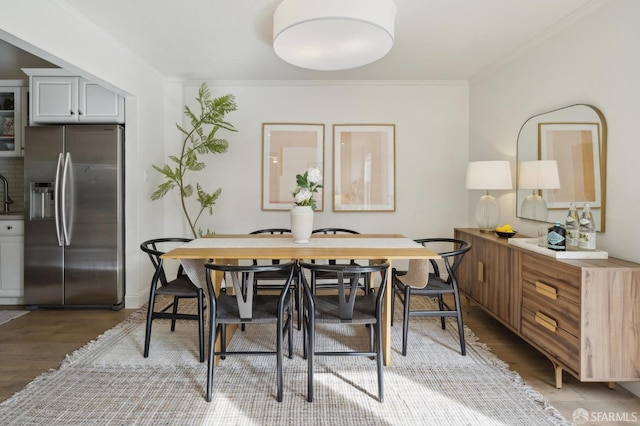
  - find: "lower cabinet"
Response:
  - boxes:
[455,228,640,387]
[0,236,24,304]
[454,228,520,331]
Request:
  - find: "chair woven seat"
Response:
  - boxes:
[312,293,377,324]
[216,294,285,324]
[154,275,200,298]
[396,275,455,294]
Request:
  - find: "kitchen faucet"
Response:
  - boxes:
[0,174,14,214]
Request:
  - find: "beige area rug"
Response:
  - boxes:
[0,300,569,426]
[0,310,28,326]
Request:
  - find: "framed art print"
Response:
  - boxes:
[262,123,324,211]
[333,124,395,212]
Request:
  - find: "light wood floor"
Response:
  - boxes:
[0,301,638,423]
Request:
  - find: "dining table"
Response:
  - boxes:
[161,233,439,366]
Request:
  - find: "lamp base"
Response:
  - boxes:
[521,194,548,221]
[475,194,500,233]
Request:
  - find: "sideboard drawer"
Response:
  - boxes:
[521,307,580,375]
[521,253,581,304]
[522,280,580,337]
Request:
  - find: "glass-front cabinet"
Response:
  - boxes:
[0,85,23,157]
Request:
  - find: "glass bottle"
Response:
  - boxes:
[547,221,566,251]
[579,203,596,250]
[565,202,579,251]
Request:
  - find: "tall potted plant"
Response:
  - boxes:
[151,83,237,238]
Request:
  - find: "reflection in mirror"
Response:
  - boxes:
[519,160,560,221]
[516,104,607,231]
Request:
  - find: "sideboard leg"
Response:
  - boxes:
[551,361,563,388]
[608,382,615,389]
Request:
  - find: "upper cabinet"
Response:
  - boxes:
[22,69,124,125]
[0,81,26,157]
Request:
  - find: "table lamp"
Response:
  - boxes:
[518,160,560,221]
[465,161,512,233]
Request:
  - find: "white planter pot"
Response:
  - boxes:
[290,205,314,244]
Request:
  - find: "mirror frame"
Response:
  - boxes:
[516,104,607,231]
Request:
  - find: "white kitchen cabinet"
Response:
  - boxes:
[0,82,25,157]
[0,220,24,304]
[23,69,124,124]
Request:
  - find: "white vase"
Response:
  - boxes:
[290,205,314,244]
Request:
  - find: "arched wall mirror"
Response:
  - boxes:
[516,104,607,232]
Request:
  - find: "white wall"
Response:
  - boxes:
[0,0,176,308]
[161,81,470,245]
[469,0,640,397]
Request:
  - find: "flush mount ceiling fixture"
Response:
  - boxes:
[273,0,397,71]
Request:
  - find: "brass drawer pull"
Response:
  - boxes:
[535,311,558,332]
[535,281,558,300]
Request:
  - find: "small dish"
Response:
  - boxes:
[495,230,517,238]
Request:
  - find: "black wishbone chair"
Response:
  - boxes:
[203,261,296,402]
[391,238,472,356]
[300,261,389,402]
[140,238,205,362]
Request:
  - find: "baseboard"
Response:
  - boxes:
[125,290,148,309]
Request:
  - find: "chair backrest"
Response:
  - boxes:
[311,228,360,265]
[417,238,471,283]
[140,238,192,285]
[204,261,296,319]
[249,229,291,265]
[300,262,389,321]
[250,228,291,235]
[311,228,359,235]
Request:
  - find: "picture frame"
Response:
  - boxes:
[538,122,602,210]
[333,124,396,212]
[261,123,324,211]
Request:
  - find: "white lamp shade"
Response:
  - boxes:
[273,0,396,71]
[465,161,513,190]
[518,160,560,190]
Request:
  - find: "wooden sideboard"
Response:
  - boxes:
[454,228,640,388]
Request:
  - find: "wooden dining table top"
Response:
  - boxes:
[161,233,440,261]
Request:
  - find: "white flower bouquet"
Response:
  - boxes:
[292,167,322,210]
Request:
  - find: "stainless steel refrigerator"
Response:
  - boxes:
[23,125,125,309]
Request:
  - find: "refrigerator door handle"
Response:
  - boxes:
[54,153,64,247]
[61,152,71,246]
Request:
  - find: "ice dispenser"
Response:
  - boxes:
[30,182,55,219]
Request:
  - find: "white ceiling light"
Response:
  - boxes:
[273,0,397,71]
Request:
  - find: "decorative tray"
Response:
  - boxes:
[507,237,608,259]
